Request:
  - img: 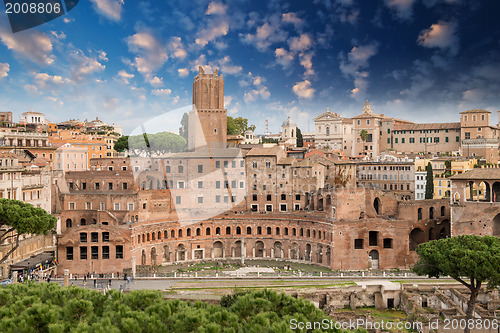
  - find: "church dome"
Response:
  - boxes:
[282,115,296,127]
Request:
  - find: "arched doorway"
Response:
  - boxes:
[234,241,242,257]
[369,250,379,269]
[213,241,223,258]
[317,196,324,211]
[493,182,500,202]
[428,227,435,241]
[290,243,299,260]
[316,244,323,264]
[305,244,312,261]
[409,228,425,251]
[151,247,157,266]
[326,247,331,266]
[163,245,170,262]
[493,213,500,236]
[255,241,264,257]
[176,244,186,261]
[273,242,282,258]
[374,197,381,215]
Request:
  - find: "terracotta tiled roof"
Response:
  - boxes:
[246,147,284,156]
[460,109,491,114]
[450,168,500,180]
[393,122,460,131]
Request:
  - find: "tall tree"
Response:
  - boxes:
[0,199,56,263]
[425,162,434,199]
[413,235,500,333]
[128,132,186,156]
[179,112,189,141]
[114,136,129,152]
[296,127,303,147]
[359,130,368,156]
[227,116,256,135]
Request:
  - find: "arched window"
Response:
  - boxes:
[276,227,280,235]
[151,233,155,241]
[257,226,262,235]
[216,227,221,235]
[206,227,211,236]
[137,235,141,243]
[226,227,231,235]
[196,228,201,236]
[157,231,161,240]
[417,208,422,220]
[236,227,241,234]
[186,228,191,237]
[80,218,86,226]
[164,230,168,239]
[66,219,72,228]
[440,206,445,216]
[246,227,252,234]
[429,207,434,220]
[147,233,150,241]
[284,227,288,236]
[267,227,272,235]
[171,230,175,238]
[178,229,183,237]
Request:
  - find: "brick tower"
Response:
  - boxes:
[188,66,227,150]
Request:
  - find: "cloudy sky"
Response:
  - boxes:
[0,0,499,134]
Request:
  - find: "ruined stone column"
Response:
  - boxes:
[131,256,136,278]
[241,239,245,265]
[64,269,69,287]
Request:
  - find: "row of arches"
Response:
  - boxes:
[135,225,333,245]
[417,206,446,221]
[464,181,500,202]
[65,218,98,228]
[409,221,450,251]
[139,240,333,266]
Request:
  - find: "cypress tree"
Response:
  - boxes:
[425,162,434,199]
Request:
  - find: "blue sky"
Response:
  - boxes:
[0,0,499,134]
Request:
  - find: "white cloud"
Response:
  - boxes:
[169,37,187,59]
[89,0,124,21]
[244,86,271,103]
[244,73,271,103]
[292,80,315,98]
[339,42,379,99]
[116,70,135,84]
[0,27,54,66]
[178,68,190,77]
[126,30,168,75]
[275,48,294,69]
[147,75,163,87]
[195,20,229,47]
[152,88,172,96]
[282,12,303,29]
[384,0,417,20]
[34,73,70,89]
[70,50,106,81]
[288,33,313,53]
[417,21,459,56]
[218,56,242,74]
[240,17,288,51]
[299,52,315,78]
[224,96,233,107]
[98,51,108,61]
[206,2,227,15]
[0,63,9,79]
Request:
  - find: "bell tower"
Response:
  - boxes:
[188,66,227,150]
